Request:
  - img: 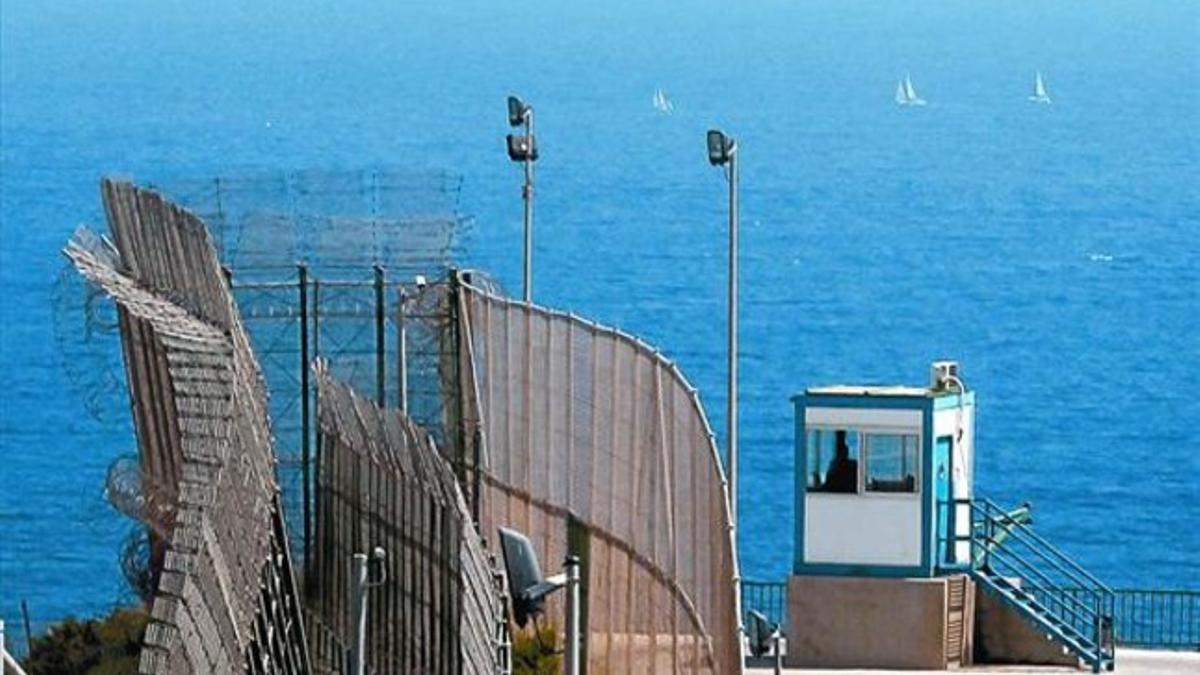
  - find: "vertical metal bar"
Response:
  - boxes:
[565,555,581,675]
[20,599,32,654]
[299,264,311,579]
[350,553,369,675]
[773,629,783,675]
[397,287,408,413]
[313,278,324,615]
[727,147,739,529]
[523,111,534,304]
[374,265,386,406]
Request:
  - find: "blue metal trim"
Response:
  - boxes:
[920,398,935,575]
[794,398,806,573]
[796,393,928,410]
[793,562,929,578]
[932,391,975,410]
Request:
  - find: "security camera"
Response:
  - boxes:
[366,546,388,587]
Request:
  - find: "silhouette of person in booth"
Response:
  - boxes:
[824,430,858,493]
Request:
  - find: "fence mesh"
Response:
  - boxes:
[147,168,466,281]
[52,170,468,577]
[454,273,742,675]
[308,362,505,675]
[64,180,310,674]
[55,175,744,673]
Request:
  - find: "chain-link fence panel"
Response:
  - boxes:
[310,363,505,675]
[65,180,310,674]
[454,273,742,675]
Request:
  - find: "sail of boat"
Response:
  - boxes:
[1030,71,1051,103]
[653,88,674,113]
[896,73,926,106]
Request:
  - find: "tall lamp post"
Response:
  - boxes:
[707,129,739,527]
[506,95,538,303]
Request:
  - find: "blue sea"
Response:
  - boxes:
[2,0,1197,639]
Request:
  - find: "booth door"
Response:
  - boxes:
[934,436,956,566]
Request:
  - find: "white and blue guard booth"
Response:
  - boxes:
[793,367,975,578]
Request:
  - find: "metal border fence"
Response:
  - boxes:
[67,180,311,674]
[454,272,743,674]
[740,580,1200,651]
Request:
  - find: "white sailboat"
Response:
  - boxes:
[895,73,926,106]
[1029,71,1051,104]
[653,87,674,113]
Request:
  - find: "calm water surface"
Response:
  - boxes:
[2,0,1197,635]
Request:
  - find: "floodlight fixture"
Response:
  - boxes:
[506,134,539,162]
[746,610,775,658]
[707,129,737,166]
[504,95,537,303]
[508,95,531,127]
[498,526,566,628]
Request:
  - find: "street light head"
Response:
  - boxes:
[498,526,565,627]
[507,95,531,127]
[707,129,736,165]
[506,133,539,162]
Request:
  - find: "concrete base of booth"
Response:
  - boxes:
[784,574,975,670]
[973,585,1079,667]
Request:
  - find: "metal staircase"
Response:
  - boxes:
[944,497,1116,672]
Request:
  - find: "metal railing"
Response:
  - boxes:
[742,580,788,630]
[739,580,1199,651]
[948,497,1115,670]
[1077,588,1200,651]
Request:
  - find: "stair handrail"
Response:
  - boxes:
[971,499,1114,623]
[950,499,1102,630]
[962,497,1115,671]
[974,505,1108,603]
[978,541,1103,629]
[976,497,1114,596]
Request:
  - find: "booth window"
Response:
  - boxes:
[865,433,919,493]
[807,428,860,493]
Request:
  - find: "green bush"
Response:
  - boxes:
[23,607,147,675]
[512,621,562,675]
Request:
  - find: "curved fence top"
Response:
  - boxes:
[66,181,309,674]
[454,270,742,674]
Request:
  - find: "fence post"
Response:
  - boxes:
[312,277,323,606]
[374,265,386,407]
[350,553,369,675]
[299,264,311,580]
[397,286,407,413]
[565,555,581,675]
